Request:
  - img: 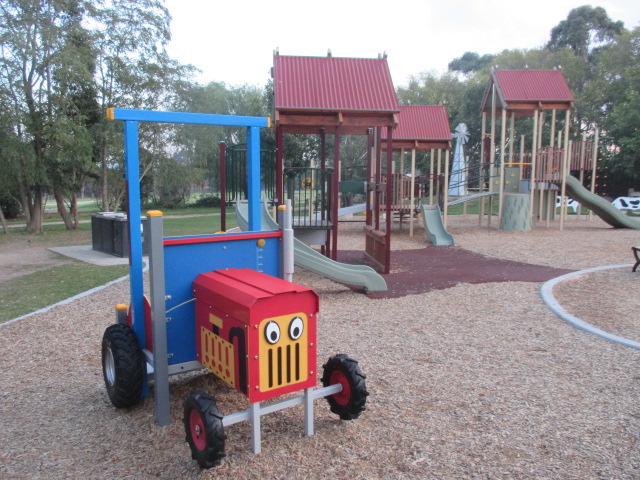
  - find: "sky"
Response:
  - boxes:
[164,0,640,89]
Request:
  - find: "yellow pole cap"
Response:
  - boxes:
[107,108,115,121]
[146,210,164,217]
[278,205,287,210]
[115,303,128,311]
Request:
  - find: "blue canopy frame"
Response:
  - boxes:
[108,108,270,352]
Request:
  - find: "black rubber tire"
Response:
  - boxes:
[321,354,369,420]
[183,390,226,469]
[101,323,145,408]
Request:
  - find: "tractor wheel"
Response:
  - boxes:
[321,354,369,420]
[183,390,226,469]
[101,324,144,408]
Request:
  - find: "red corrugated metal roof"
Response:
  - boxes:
[390,105,452,141]
[273,54,399,112]
[494,70,573,101]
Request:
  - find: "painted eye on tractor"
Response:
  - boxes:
[264,321,280,344]
[288,316,304,340]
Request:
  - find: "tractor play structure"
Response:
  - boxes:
[100,108,368,469]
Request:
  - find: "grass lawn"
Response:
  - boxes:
[0,210,236,324]
[0,262,129,323]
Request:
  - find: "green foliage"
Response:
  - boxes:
[547,5,624,60]
[581,27,640,193]
[192,195,222,208]
[448,52,496,74]
[147,158,191,209]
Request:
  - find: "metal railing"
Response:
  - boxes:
[283,167,333,229]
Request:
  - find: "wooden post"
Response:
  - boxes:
[410,149,416,237]
[578,132,586,220]
[488,84,497,228]
[537,110,545,224]
[589,128,599,221]
[331,125,341,259]
[429,148,435,205]
[366,128,373,226]
[498,108,507,226]
[537,112,545,150]
[489,84,497,194]
[519,135,525,181]
[443,149,450,229]
[529,109,539,223]
[385,127,393,274]
[463,155,468,216]
[559,109,571,230]
[508,112,515,165]
[375,127,382,231]
[479,113,486,225]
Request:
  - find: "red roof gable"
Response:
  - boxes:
[382,105,451,150]
[494,70,573,102]
[393,106,451,140]
[481,70,574,114]
[273,54,399,113]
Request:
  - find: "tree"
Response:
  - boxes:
[448,52,496,74]
[582,27,640,194]
[547,5,624,61]
[91,0,196,211]
[0,0,96,233]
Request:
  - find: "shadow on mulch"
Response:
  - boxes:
[337,247,575,299]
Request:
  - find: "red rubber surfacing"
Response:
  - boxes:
[336,247,574,299]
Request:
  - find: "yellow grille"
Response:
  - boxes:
[258,313,308,392]
[200,327,235,388]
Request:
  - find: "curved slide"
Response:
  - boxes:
[561,175,640,229]
[236,201,388,292]
[420,204,455,246]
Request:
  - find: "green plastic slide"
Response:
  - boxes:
[235,201,387,292]
[562,176,640,229]
[420,204,455,246]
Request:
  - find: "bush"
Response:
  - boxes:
[192,195,221,208]
[0,194,21,219]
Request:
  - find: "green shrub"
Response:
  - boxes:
[192,195,222,208]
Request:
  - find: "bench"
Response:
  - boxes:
[633,246,640,272]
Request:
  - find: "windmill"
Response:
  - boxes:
[448,123,469,197]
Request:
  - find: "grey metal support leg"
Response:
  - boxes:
[147,211,170,426]
[250,402,262,454]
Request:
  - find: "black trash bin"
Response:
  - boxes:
[91,213,147,257]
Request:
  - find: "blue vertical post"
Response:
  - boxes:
[123,120,146,352]
[246,126,261,231]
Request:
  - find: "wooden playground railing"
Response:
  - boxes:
[378,173,427,212]
[518,141,596,183]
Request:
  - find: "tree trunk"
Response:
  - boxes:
[53,187,74,230]
[101,138,110,211]
[71,192,79,229]
[0,206,9,234]
[16,170,31,226]
[25,188,43,234]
